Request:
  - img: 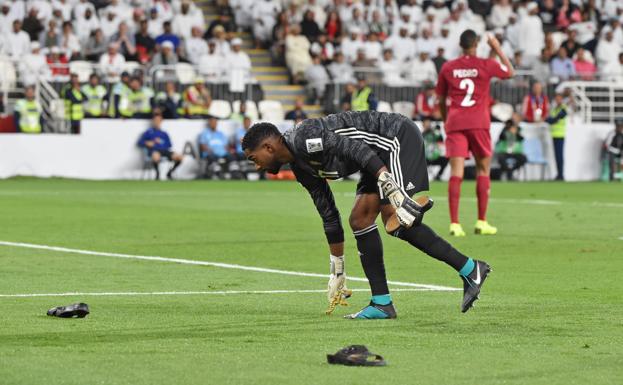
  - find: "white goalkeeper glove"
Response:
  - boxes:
[377,171,433,232]
[326,255,352,315]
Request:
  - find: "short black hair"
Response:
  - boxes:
[241,122,281,151]
[460,29,478,50]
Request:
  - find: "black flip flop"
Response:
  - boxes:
[327,345,386,367]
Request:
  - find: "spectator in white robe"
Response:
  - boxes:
[20,41,51,84]
[172,1,203,40]
[404,51,437,86]
[518,2,544,65]
[364,32,383,63]
[199,39,225,83]
[488,0,513,29]
[327,51,355,84]
[51,0,72,22]
[5,19,30,59]
[252,0,281,47]
[305,55,331,101]
[185,26,208,65]
[99,43,126,82]
[341,27,365,63]
[378,49,403,87]
[75,8,100,44]
[285,25,312,82]
[226,38,252,92]
[383,26,415,63]
[596,26,622,80]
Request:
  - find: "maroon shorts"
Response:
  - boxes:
[445,129,492,158]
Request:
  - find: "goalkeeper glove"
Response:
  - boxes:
[377,171,433,232]
[326,255,352,315]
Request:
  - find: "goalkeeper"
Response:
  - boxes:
[241,111,490,319]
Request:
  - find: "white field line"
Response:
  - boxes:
[0,241,460,291]
[0,288,439,298]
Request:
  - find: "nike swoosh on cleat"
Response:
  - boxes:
[472,264,481,285]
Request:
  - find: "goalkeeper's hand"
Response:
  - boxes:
[326,255,352,315]
[377,171,433,231]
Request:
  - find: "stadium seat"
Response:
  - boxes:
[208,100,232,119]
[175,63,196,84]
[0,58,17,89]
[392,101,415,119]
[376,101,392,113]
[258,100,284,122]
[522,137,549,181]
[232,100,259,121]
[491,103,514,122]
[69,61,94,83]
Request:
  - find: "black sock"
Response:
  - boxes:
[153,161,160,180]
[354,224,389,296]
[168,161,181,176]
[392,224,468,271]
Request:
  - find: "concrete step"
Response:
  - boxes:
[251,66,289,76]
[250,56,272,65]
[264,94,306,101]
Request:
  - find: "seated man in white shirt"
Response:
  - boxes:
[185,26,208,65]
[199,39,225,83]
[20,41,51,84]
[378,48,404,87]
[98,42,126,83]
[404,51,437,86]
[327,51,355,84]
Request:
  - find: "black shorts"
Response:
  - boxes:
[356,119,429,204]
[149,149,173,159]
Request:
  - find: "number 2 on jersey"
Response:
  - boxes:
[459,79,476,107]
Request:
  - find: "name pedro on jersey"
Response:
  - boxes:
[452,69,479,78]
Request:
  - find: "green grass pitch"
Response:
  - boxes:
[0,178,621,385]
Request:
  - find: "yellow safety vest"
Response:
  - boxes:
[120,89,152,118]
[351,87,372,111]
[81,84,107,117]
[549,104,567,139]
[15,99,42,133]
[63,87,85,121]
[109,83,130,117]
[183,86,210,115]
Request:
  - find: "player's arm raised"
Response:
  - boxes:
[487,33,515,78]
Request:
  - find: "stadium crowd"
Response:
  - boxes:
[2,0,622,180]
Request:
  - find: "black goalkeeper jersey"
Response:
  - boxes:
[282,111,416,244]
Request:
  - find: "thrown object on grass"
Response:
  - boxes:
[47,302,90,318]
[327,345,386,367]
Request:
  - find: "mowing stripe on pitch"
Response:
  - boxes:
[0,288,445,298]
[0,241,460,291]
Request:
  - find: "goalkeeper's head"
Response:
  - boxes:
[242,122,290,174]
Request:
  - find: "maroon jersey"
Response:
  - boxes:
[436,55,511,132]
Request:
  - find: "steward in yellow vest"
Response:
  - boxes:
[545,92,568,180]
[183,77,212,118]
[14,85,43,133]
[350,77,378,111]
[62,73,86,134]
[81,73,108,118]
[119,76,154,119]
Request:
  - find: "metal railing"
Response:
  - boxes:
[560,81,623,124]
[37,77,69,133]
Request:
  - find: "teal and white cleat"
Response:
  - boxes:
[344,302,397,319]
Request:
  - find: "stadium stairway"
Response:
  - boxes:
[196,0,323,119]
